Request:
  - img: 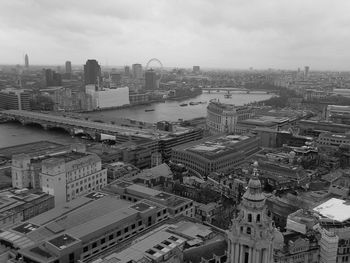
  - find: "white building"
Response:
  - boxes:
[85,85,130,110]
[40,152,107,206]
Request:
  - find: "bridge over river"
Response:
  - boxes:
[0,110,166,142]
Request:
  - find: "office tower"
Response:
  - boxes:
[227,162,279,263]
[145,69,157,90]
[193,65,200,74]
[65,61,72,74]
[132,63,143,79]
[84,59,102,85]
[44,69,62,87]
[24,54,29,68]
[0,88,31,110]
[304,66,310,78]
[124,65,130,76]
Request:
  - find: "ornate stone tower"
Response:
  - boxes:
[227,162,276,263]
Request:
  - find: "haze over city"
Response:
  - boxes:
[1,0,350,70]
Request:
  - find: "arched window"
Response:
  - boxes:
[248,214,252,222]
[257,214,261,222]
[247,227,251,234]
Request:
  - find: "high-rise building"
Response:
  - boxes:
[65,60,72,74]
[132,63,143,79]
[145,69,157,90]
[193,65,200,74]
[304,66,310,78]
[227,162,280,263]
[24,54,29,68]
[124,65,130,76]
[84,59,102,85]
[44,69,62,87]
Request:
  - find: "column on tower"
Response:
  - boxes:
[239,244,243,263]
[234,243,239,262]
[248,247,252,263]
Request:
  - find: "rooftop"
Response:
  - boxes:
[0,141,63,159]
[105,180,191,208]
[47,234,78,249]
[0,188,53,220]
[97,224,186,263]
[0,195,162,250]
[175,135,253,159]
[313,198,350,222]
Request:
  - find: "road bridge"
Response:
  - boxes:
[0,110,167,143]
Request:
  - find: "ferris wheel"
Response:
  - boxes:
[145,58,164,82]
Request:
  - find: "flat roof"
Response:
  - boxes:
[179,135,253,158]
[98,225,186,263]
[0,141,63,159]
[1,196,163,250]
[47,234,78,249]
[13,223,40,234]
[313,198,350,222]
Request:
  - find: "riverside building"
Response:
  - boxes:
[206,100,254,134]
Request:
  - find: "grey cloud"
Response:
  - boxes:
[0,0,350,69]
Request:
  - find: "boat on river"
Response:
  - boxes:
[145,109,155,112]
[179,103,188,107]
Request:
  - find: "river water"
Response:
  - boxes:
[0,92,273,148]
[84,91,273,123]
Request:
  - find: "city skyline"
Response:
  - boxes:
[1,0,350,70]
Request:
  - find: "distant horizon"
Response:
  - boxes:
[1,63,350,73]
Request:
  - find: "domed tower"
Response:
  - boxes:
[227,162,276,263]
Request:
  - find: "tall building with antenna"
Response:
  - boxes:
[24,54,29,68]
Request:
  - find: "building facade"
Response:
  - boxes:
[145,69,157,90]
[84,59,101,85]
[65,61,72,74]
[171,135,260,177]
[0,88,31,110]
[11,145,107,206]
[132,63,143,79]
[206,101,254,134]
[40,152,107,206]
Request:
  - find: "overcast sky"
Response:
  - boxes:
[1,0,350,70]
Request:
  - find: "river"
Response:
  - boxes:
[0,92,273,148]
[84,91,274,123]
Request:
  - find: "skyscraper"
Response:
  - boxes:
[24,54,29,68]
[145,69,157,90]
[65,61,72,74]
[132,63,143,79]
[44,69,62,87]
[304,66,310,78]
[84,59,101,85]
[193,65,200,74]
[124,65,130,76]
[227,162,281,263]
